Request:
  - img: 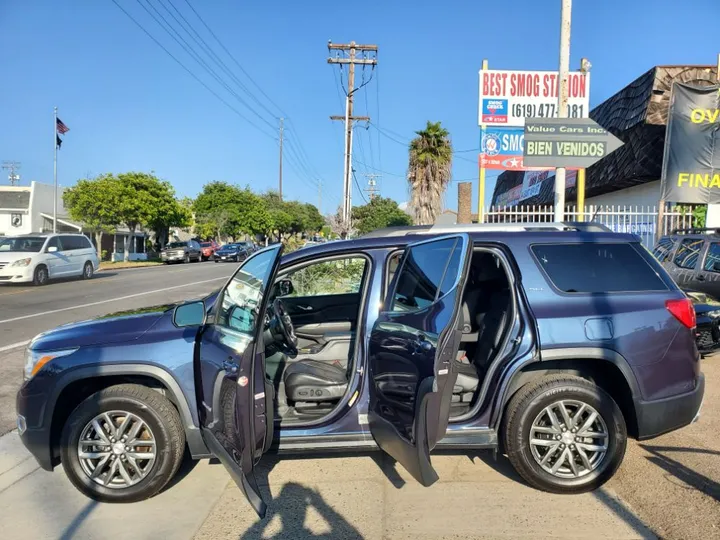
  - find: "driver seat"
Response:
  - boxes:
[283,360,348,402]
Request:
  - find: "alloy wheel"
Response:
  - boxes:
[84,263,93,278]
[528,399,609,479]
[77,411,157,489]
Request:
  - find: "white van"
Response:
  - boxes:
[0,233,100,286]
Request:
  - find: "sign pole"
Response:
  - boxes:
[478,59,488,224]
[53,106,58,234]
[554,0,572,223]
[576,58,588,221]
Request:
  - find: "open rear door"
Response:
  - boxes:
[368,234,472,486]
[195,245,283,518]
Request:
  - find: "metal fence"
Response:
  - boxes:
[481,205,697,248]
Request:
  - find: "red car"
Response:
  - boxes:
[199,240,220,261]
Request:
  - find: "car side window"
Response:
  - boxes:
[703,243,720,273]
[390,238,458,312]
[281,257,367,297]
[673,238,704,270]
[60,236,84,250]
[216,250,277,334]
[46,237,61,251]
[653,237,676,262]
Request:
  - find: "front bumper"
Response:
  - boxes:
[161,253,187,261]
[0,264,33,283]
[216,253,239,261]
[16,382,54,471]
[635,373,705,440]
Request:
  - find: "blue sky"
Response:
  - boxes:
[1,0,718,213]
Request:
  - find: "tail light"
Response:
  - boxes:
[666,298,696,329]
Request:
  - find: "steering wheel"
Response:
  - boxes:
[271,298,298,355]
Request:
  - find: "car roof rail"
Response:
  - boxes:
[359,222,613,238]
[671,227,720,235]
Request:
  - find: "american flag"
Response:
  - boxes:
[56,117,69,134]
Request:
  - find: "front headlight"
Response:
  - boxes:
[24,348,78,381]
[11,258,32,267]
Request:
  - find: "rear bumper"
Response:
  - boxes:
[635,373,705,440]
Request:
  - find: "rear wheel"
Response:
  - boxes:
[60,384,185,503]
[33,265,48,286]
[82,261,94,280]
[503,375,626,494]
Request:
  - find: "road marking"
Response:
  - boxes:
[0,340,30,352]
[0,276,228,325]
[0,289,32,297]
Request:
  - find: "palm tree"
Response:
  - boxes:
[407,121,453,225]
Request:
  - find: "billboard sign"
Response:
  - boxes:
[479,69,590,127]
[660,83,720,204]
[480,127,526,170]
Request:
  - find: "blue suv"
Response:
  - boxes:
[16,223,704,517]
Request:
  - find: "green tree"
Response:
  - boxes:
[407,121,453,225]
[352,197,413,235]
[63,174,122,259]
[115,172,187,261]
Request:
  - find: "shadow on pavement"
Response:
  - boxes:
[239,482,363,540]
[640,444,720,502]
[58,500,99,540]
[160,449,200,493]
[593,488,657,539]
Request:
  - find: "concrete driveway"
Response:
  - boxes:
[0,427,653,540]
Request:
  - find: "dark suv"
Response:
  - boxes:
[653,228,720,352]
[16,223,704,518]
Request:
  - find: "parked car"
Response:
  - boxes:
[16,223,704,517]
[214,243,249,262]
[199,240,220,261]
[652,228,720,352]
[160,240,202,264]
[0,233,98,286]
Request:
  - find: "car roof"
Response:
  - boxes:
[281,224,639,264]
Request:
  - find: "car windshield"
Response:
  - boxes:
[0,237,46,252]
[166,242,187,249]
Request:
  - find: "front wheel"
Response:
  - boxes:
[503,375,626,494]
[82,261,94,280]
[184,253,190,264]
[60,384,185,503]
[33,265,49,286]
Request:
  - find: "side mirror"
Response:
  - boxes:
[712,261,720,273]
[173,300,206,328]
[277,278,294,297]
[47,246,58,253]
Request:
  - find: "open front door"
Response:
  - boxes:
[195,245,283,518]
[368,234,472,486]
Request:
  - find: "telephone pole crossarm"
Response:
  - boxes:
[329,115,370,122]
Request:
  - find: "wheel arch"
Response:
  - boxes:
[495,348,640,439]
[48,364,209,467]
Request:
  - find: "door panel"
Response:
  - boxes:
[196,245,283,518]
[693,241,720,298]
[45,237,71,277]
[368,234,472,486]
[283,293,360,326]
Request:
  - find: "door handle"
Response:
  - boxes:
[411,337,433,353]
[296,305,313,311]
[697,275,706,282]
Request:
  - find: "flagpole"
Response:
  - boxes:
[53,106,58,233]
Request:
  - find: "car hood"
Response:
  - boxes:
[0,251,39,263]
[30,303,175,351]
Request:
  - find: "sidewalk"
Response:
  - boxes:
[0,429,656,540]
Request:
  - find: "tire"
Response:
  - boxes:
[184,253,190,264]
[33,265,49,286]
[60,384,185,503]
[82,261,94,280]
[502,375,626,494]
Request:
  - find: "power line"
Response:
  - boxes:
[135,0,277,132]
[353,157,405,179]
[110,0,277,138]
[352,169,368,204]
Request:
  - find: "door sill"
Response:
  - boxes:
[436,428,497,449]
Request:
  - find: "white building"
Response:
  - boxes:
[0,181,148,261]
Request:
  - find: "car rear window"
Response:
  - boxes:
[531,243,668,293]
[652,237,676,262]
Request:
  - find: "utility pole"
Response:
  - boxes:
[278,117,284,201]
[364,173,381,200]
[2,161,21,185]
[554,0,572,223]
[328,41,377,235]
